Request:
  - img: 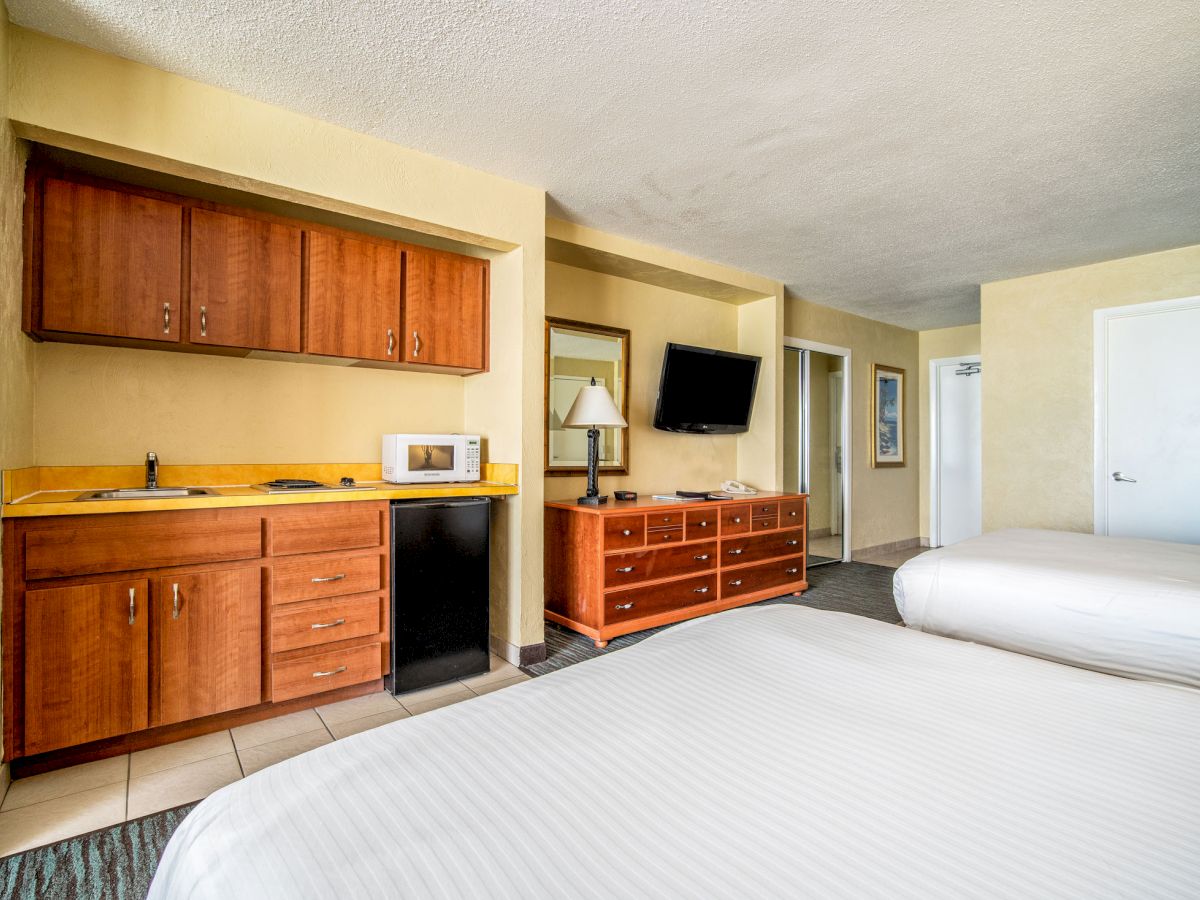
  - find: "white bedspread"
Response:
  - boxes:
[150,605,1200,899]
[895,529,1200,687]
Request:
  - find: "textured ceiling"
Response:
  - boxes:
[11,0,1200,329]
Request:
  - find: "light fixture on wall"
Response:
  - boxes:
[562,377,628,505]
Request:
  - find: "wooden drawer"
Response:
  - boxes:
[271,504,383,556]
[751,501,779,518]
[646,510,684,529]
[751,514,778,532]
[605,573,718,625]
[272,552,383,604]
[646,526,683,545]
[604,541,716,589]
[604,515,645,551]
[722,528,805,566]
[272,642,382,702]
[720,504,751,535]
[685,509,718,541]
[780,498,806,526]
[721,556,805,599]
[271,594,383,653]
[24,512,262,580]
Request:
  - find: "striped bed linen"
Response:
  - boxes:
[149,605,1200,899]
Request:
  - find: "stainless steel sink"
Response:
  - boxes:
[76,487,220,501]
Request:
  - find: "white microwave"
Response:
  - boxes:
[382,434,481,484]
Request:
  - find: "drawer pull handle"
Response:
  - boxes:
[786,539,799,546]
[614,602,634,610]
[786,567,800,575]
[728,548,744,556]
[163,302,171,334]
[660,533,673,540]
[661,516,671,522]
[733,517,742,524]
[615,566,635,573]
[172,582,181,620]
[311,573,347,584]
[387,328,395,356]
[128,587,136,625]
[200,305,208,337]
[314,666,348,678]
[729,579,743,587]
[694,554,709,560]
[698,521,708,527]
[311,618,346,630]
[622,529,632,536]
[789,511,798,517]
[693,587,709,594]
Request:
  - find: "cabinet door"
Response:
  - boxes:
[24,579,149,755]
[41,178,183,342]
[190,208,301,352]
[404,247,488,370]
[304,230,401,362]
[154,568,262,727]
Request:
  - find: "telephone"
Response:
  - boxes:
[720,480,758,495]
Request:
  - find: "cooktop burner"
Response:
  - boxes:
[250,479,376,494]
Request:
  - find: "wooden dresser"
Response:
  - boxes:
[544,493,808,647]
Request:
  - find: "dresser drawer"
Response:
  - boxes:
[604,515,645,550]
[271,594,383,653]
[605,573,718,625]
[720,504,751,535]
[646,526,683,545]
[722,528,805,566]
[780,498,806,526]
[272,642,382,702]
[751,514,778,532]
[604,541,716,588]
[646,510,684,529]
[721,556,805,599]
[272,552,382,604]
[751,501,780,519]
[270,504,384,556]
[685,509,718,541]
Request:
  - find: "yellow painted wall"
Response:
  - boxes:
[785,297,920,552]
[6,27,546,651]
[544,261,741,498]
[981,243,1200,533]
[917,324,981,542]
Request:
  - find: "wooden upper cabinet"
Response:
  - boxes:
[404,247,488,370]
[40,178,183,342]
[23,579,150,756]
[304,230,402,362]
[153,568,262,727]
[189,209,301,352]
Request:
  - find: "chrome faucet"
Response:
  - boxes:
[146,451,159,489]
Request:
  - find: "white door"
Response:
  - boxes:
[1096,297,1200,544]
[933,357,982,546]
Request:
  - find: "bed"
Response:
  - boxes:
[150,604,1200,899]
[895,528,1200,687]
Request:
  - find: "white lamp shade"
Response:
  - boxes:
[562,384,627,429]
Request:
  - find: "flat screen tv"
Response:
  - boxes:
[653,343,761,434]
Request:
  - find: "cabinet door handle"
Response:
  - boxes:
[785,539,799,546]
[615,566,635,573]
[693,586,709,594]
[622,529,632,536]
[172,582,181,620]
[694,554,709,560]
[386,328,395,356]
[311,619,346,630]
[729,579,743,587]
[313,666,348,678]
[614,602,634,610]
[728,548,744,556]
[163,302,171,334]
[412,330,421,357]
[311,573,347,584]
[786,567,800,575]
[128,587,136,625]
[199,305,208,337]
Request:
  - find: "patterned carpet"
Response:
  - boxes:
[0,561,896,899]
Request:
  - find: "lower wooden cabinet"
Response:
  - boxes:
[23,579,150,756]
[154,568,262,727]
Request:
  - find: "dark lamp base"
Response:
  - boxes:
[577,495,609,506]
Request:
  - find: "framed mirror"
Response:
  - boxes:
[545,317,630,476]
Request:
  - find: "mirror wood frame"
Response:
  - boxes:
[544,316,631,477]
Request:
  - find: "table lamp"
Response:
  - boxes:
[562,377,628,505]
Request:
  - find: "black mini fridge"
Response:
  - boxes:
[389,497,491,693]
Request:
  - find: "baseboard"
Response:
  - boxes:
[490,635,548,667]
[919,537,933,548]
[809,527,832,539]
[851,537,921,559]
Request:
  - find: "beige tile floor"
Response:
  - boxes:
[0,654,529,858]
[808,534,845,560]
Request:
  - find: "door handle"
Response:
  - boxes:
[172,582,181,620]
[386,328,395,356]
[1111,471,1137,483]
[162,302,171,334]
[199,305,208,337]
[412,330,421,357]
[128,587,136,625]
